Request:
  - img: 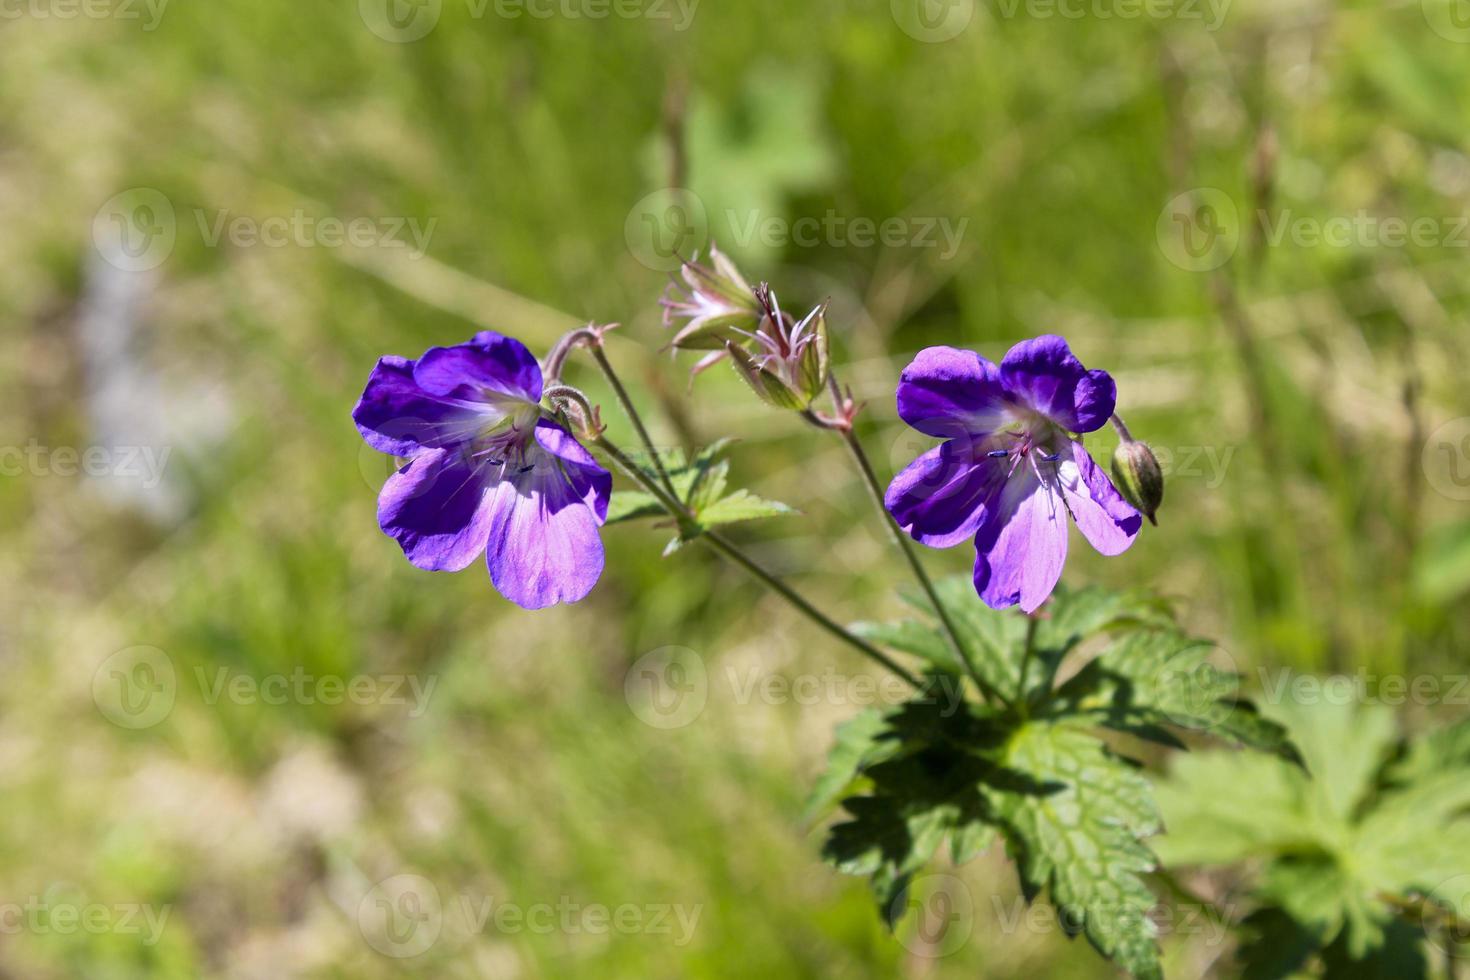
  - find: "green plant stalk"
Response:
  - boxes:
[589,344,678,499]
[589,429,923,689]
[571,345,922,688]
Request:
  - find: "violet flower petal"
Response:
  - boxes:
[1056,440,1142,556]
[532,419,611,523]
[972,472,1069,613]
[484,462,606,610]
[353,355,491,457]
[413,331,543,402]
[1000,334,1116,433]
[885,440,1008,549]
[896,346,1012,439]
[377,448,496,572]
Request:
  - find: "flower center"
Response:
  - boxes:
[983,409,1067,473]
[468,401,541,471]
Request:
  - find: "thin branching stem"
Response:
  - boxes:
[833,422,1009,708]
[589,430,923,688]
[587,345,678,499]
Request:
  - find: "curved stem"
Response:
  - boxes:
[836,424,1009,707]
[1108,413,1134,443]
[588,345,678,499]
[591,431,922,689]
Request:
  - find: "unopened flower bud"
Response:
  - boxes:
[725,340,809,410]
[723,292,829,411]
[543,384,604,440]
[1111,438,1164,526]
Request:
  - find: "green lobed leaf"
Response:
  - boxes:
[604,490,665,525]
[1023,586,1176,701]
[1385,713,1470,785]
[817,694,1168,978]
[1155,695,1470,968]
[818,696,1009,921]
[1234,907,1323,980]
[822,586,1308,979]
[696,489,796,527]
[1051,629,1294,757]
[895,575,1028,698]
[981,720,1164,980]
[880,578,1178,707]
[804,707,893,821]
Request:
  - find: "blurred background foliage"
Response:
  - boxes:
[4,0,1470,975]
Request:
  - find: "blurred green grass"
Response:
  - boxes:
[4,0,1470,975]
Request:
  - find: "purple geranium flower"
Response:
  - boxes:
[353,331,611,610]
[885,336,1142,613]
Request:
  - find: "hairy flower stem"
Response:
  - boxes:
[835,425,1008,708]
[590,430,922,689]
[587,345,678,499]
